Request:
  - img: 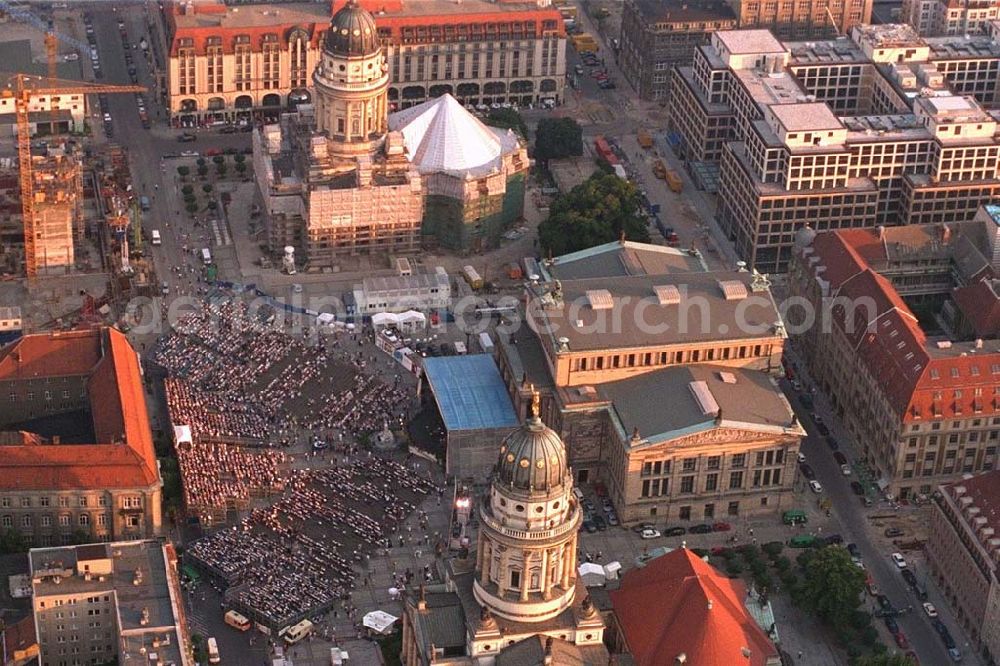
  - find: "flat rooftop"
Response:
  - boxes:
[732,68,807,108]
[917,95,992,122]
[530,270,783,353]
[769,102,843,132]
[31,541,186,666]
[600,365,801,444]
[715,29,785,56]
[631,0,736,24]
[422,355,519,432]
[172,2,327,30]
[361,271,449,294]
[852,23,922,48]
[925,35,1000,59]
[544,241,707,281]
[787,38,867,64]
[841,114,931,141]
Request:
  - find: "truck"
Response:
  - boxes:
[225,610,251,631]
[594,136,619,166]
[462,265,483,290]
[638,128,653,149]
[664,169,683,193]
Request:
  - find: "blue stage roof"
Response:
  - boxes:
[423,355,520,432]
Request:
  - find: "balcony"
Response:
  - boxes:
[479,502,580,542]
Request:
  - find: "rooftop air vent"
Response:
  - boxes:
[653,284,681,305]
[586,289,614,310]
[717,280,748,300]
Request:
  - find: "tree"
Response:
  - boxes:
[485,108,528,138]
[202,184,214,194]
[856,653,918,666]
[0,528,26,554]
[216,163,228,177]
[538,173,649,255]
[196,157,206,167]
[181,184,194,196]
[534,117,583,162]
[176,166,190,180]
[186,202,199,214]
[235,162,248,175]
[233,153,246,164]
[212,155,225,165]
[798,546,866,630]
[197,165,209,178]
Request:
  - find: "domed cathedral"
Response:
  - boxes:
[399,391,608,666]
[312,0,389,159]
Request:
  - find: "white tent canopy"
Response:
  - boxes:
[372,310,427,331]
[578,562,606,587]
[362,610,398,634]
[604,561,622,580]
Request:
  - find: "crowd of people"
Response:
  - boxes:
[154,300,409,444]
[184,456,439,628]
[175,440,288,517]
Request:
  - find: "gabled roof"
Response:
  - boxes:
[611,549,778,666]
[952,280,1000,338]
[0,328,159,492]
[388,94,521,177]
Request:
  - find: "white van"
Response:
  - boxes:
[224,610,251,631]
[201,248,212,265]
[281,619,313,645]
[206,636,220,664]
[151,230,161,246]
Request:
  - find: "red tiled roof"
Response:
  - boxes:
[0,328,159,492]
[168,0,563,56]
[0,443,158,490]
[0,329,102,379]
[611,549,778,666]
[2,615,37,661]
[945,470,1000,549]
[805,230,1000,422]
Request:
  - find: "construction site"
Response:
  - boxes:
[0,1,161,331]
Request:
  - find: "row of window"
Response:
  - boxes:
[1,496,141,509]
[572,344,770,373]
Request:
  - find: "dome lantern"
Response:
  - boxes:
[325,0,380,58]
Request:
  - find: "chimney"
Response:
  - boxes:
[676,654,688,665]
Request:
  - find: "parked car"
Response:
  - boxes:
[688,523,713,534]
[891,552,908,568]
[817,422,830,436]
[178,133,197,142]
[582,519,596,533]
[850,481,865,496]
[800,394,814,409]
[902,569,918,587]
[847,543,861,561]
[593,515,607,531]
[712,522,732,532]
[809,480,823,494]
[825,436,839,451]
[884,527,904,537]
[632,523,655,534]
[948,647,962,662]
[824,533,843,545]
[876,594,893,611]
[664,526,687,537]
[884,616,899,634]
[640,528,660,539]
[607,512,619,526]
[894,632,909,650]
[797,452,806,463]
[833,451,848,465]
[841,464,852,476]
[922,602,939,618]
[800,463,816,480]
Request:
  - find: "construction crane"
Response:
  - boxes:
[1,74,143,279]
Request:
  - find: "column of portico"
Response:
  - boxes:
[540,547,550,600]
[561,542,573,590]
[497,547,508,597]
[520,550,531,601]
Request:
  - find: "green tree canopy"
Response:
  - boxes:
[197,165,209,177]
[534,117,583,162]
[212,155,225,165]
[485,108,528,138]
[181,184,194,196]
[798,546,866,630]
[235,162,248,174]
[196,157,206,167]
[233,153,246,164]
[176,165,190,179]
[202,184,214,194]
[538,173,649,255]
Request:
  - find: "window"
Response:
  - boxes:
[59,515,70,527]
[679,506,692,520]
[727,501,740,516]
[40,497,50,507]
[20,497,30,508]
[509,570,521,589]
[705,473,718,491]
[0,498,7,508]
[79,514,89,526]
[680,476,695,493]
[731,454,746,468]
[78,497,87,508]
[707,456,721,470]
[729,471,744,489]
[682,458,697,472]
[122,497,141,509]
[1,515,11,527]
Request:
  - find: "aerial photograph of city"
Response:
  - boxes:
[0,0,999,664]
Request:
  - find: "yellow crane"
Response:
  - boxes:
[1,74,144,278]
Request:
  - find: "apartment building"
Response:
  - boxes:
[165,0,565,125]
[787,218,1000,499]
[495,240,804,525]
[669,25,1000,273]
[734,0,872,39]
[617,0,736,102]
[30,540,192,666]
[926,472,1000,662]
[902,0,1000,35]
[0,329,163,548]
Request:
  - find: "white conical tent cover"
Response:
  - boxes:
[388,94,520,177]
